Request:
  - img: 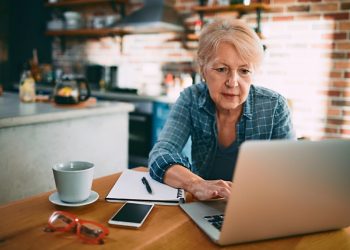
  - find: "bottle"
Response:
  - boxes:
[19,63,36,103]
[30,49,42,83]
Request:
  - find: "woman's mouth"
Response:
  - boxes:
[222,93,239,98]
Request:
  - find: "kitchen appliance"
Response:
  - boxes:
[116,0,184,33]
[128,101,153,167]
[53,76,91,104]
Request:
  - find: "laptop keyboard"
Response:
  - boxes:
[204,214,224,231]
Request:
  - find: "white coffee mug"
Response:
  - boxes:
[53,161,94,203]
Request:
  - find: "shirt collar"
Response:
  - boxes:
[242,86,254,120]
[198,82,254,119]
[199,83,216,115]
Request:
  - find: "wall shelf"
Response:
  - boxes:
[45,0,128,8]
[192,2,270,38]
[46,28,128,37]
[192,3,270,14]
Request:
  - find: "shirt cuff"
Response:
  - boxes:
[149,153,190,183]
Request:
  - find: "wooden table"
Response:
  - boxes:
[1,172,350,250]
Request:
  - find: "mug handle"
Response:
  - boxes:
[78,78,91,102]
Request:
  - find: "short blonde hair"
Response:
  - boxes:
[197,18,264,76]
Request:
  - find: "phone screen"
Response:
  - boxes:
[109,202,154,226]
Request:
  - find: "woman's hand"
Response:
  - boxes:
[163,164,232,201]
[188,179,232,200]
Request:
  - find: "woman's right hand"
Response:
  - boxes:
[188,179,232,200]
[163,164,232,201]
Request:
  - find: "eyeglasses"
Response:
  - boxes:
[44,211,109,244]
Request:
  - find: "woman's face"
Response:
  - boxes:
[203,42,254,113]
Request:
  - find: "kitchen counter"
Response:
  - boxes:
[92,89,177,104]
[0,92,134,205]
[25,83,178,104]
[0,92,134,128]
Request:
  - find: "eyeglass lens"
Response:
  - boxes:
[79,222,105,239]
[50,213,74,230]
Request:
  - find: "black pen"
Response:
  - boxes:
[142,177,153,194]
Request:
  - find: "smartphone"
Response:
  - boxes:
[108,201,154,228]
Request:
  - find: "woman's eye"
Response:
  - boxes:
[238,68,251,75]
[214,67,227,73]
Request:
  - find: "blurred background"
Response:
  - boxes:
[0,0,349,146]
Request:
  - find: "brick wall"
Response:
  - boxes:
[51,0,350,139]
[242,0,350,139]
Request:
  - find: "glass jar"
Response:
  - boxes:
[19,64,36,103]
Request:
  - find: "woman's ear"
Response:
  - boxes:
[201,67,207,83]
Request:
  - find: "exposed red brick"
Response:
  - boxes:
[341,129,350,135]
[344,110,350,116]
[348,52,350,59]
[311,3,338,12]
[345,72,350,78]
[298,0,321,2]
[337,42,350,50]
[327,109,342,116]
[327,118,344,125]
[320,90,342,97]
[269,6,285,13]
[339,21,350,31]
[287,5,310,12]
[332,81,350,88]
[324,12,350,20]
[273,0,296,3]
[332,100,350,107]
[344,91,350,97]
[272,15,294,21]
[323,52,347,59]
[325,127,339,134]
[251,0,271,3]
[294,14,321,20]
[334,61,350,70]
[243,16,267,23]
[341,2,350,10]
[321,32,347,40]
[330,71,343,78]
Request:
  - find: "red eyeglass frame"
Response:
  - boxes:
[46,210,109,244]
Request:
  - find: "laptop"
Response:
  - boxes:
[180,139,350,246]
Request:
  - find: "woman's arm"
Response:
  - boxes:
[164,164,232,200]
[149,89,193,182]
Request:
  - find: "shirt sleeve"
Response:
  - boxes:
[148,89,193,183]
[272,96,296,140]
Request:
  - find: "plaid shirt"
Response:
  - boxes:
[149,82,295,183]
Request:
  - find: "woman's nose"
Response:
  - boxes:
[227,70,239,87]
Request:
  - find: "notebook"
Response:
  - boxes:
[106,169,185,205]
[180,139,350,246]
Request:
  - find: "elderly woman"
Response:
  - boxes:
[148,18,295,201]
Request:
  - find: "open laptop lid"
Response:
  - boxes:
[219,139,350,245]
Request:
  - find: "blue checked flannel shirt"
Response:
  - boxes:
[149,82,295,183]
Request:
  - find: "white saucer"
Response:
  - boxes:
[49,191,99,207]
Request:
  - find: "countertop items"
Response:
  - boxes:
[0,92,134,204]
[0,92,134,128]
